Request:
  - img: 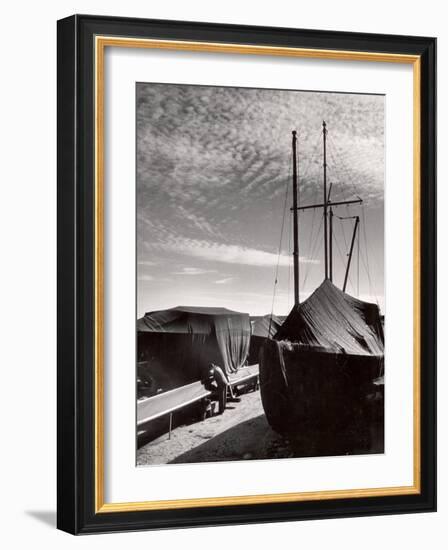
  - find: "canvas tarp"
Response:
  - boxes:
[250,315,283,338]
[248,315,283,364]
[137,306,251,393]
[275,279,384,356]
[260,281,384,441]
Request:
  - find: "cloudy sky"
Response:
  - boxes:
[136,83,384,318]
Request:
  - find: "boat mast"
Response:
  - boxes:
[290,123,363,291]
[292,130,299,306]
[328,181,333,282]
[343,216,360,292]
[329,205,333,281]
[323,121,329,279]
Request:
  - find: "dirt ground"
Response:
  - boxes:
[137,385,384,466]
[137,389,293,465]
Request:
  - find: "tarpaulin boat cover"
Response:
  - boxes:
[137,306,251,389]
[250,315,283,338]
[275,279,384,356]
[248,314,283,364]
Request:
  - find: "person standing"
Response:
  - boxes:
[211,364,229,414]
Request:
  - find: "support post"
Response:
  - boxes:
[343,216,360,292]
[329,206,333,282]
[323,121,328,279]
[292,130,299,306]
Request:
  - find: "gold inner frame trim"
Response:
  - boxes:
[94,35,421,514]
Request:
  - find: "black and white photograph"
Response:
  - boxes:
[0,0,441,541]
[136,83,385,466]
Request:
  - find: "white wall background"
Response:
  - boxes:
[0,0,443,546]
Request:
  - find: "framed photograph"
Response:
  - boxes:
[57,15,436,534]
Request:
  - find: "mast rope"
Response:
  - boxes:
[304,207,317,286]
[269,151,291,330]
[327,133,360,200]
[302,214,324,290]
[327,140,359,206]
[357,227,360,296]
[327,143,348,201]
[270,127,323,321]
[327,130,381,306]
[295,128,327,290]
[358,248,375,303]
[338,215,349,251]
[300,128,325,184]
[287,211,292,305]
[333,228,354,291]
[298,131,324,289]
[360,205,380,306]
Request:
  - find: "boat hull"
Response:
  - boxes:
[260,339,384,455]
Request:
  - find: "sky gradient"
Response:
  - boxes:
[136,83,384,318]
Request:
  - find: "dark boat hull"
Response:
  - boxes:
[260,339,384,455]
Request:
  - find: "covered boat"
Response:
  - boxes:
[137,306,251,397]
[260,280,384,445]
[248,314,283,364]
[259,125,384,453]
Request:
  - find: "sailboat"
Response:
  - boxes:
[259,123,384,454]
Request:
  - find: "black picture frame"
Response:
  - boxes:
[57,14,436,534]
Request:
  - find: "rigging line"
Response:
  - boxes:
[357,226,360,296]
[338,217,350,288]
[334,134,358,201]
[299,128,324,183]
[357,229,379,306]
[328,148,347,200]
[301,156,321,276]
[359,246,375,303]
[344,203,354,225]
[338,216,349,252]
[303,203,317,286]
[327,132,352,179]
[327,137,342,179]
[304,209,323,277]
[302,214,324,290]
[327,137,358,204]
[360,205,379,303]
[302,219,316,286]
[287,127,321,294]
[299,129,326,287]
[359,206,383,286]
[326,134,346,178]
[299,127,324,194]
[295,129,324,212]
[270,153,291,325]
[333,228,354,292]
[327,133,360,199]
[326,148,352,208]
[288,211,292,305]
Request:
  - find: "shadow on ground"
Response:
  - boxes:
[25,510,56,528]
[169,414,384,464]
[137,400,208,449]
[169,413,292,463]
